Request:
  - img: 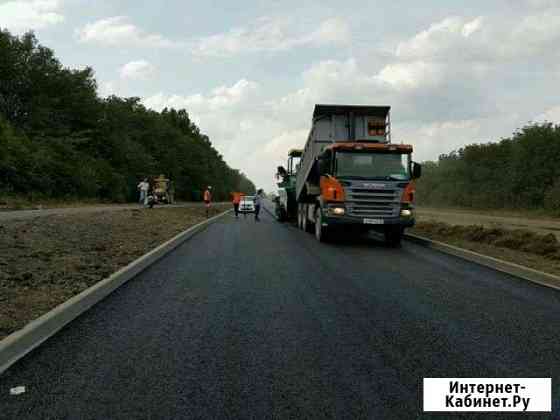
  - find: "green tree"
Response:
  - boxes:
[416,122,560,211]
[0,29,255,203]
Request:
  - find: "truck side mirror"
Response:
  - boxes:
[317,152,331,176]
[317,158,326,176]
[411,161,422,179]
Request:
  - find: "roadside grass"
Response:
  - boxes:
[411,221,560,277]
[0,205,229,339]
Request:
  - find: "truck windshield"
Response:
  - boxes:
[335,151,410,180]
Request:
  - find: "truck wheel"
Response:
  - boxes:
[305,205,315,233]
[297,204,303,229]
[275,204,285,222]
[384,226,403,247]
[315,207,329,242]
[302,204,311,233]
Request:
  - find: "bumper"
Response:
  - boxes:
[323,214,415,228]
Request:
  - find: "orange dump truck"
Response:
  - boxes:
[295,104,422,245]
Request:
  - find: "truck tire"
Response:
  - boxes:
[302,206,307,231]
[275,206,286,222]
[314,207,329,242]
[384,226,403,247]
[297,204,303,229]
[302,204,312,233]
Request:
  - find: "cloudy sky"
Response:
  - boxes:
[1,0,560,191]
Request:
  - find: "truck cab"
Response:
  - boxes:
[296,105,422,245]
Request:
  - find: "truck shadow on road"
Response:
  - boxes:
[282,223,398,250]
[327,232,398,249]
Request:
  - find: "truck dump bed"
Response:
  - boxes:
[295,104,391,201]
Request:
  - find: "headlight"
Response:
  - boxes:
[330,207,345,215]
[400,209,412,217]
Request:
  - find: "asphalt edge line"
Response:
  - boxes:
[0,208,232,375]
[405,233,560,291]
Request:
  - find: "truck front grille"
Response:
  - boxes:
[344,188,400,218]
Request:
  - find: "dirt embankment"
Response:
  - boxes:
[412,221,560,277]
[0,205,228,339]
[416,207,560,239]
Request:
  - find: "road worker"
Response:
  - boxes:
[254,189,263,222]
[203,186,212,218]
[231,191,243,218]
[137,178,149,206]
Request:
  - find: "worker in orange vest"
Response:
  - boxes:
[231,192,243,218]
[203,186,212,217]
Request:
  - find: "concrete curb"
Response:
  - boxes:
[405,233,560,291]
[0,209,232,375]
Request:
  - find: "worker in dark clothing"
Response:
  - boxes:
[254,189,263,222]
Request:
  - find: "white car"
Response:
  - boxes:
[239,196,255,213]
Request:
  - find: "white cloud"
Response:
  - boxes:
[245,129,309,191]
[375,61,443,90]
[395,12,560,62]
[275,56,476,118]
[462,16,484,37]
[395,16,488,61]
[306,18,351,44]
[302,58,371,88]
[144,6,560,191]
[140,53,527,192]
[0,0,64,33]
[535,106,560,122]
[119,60,156,80]
[190,16,350,57]
[76,16,177,48]
[508,0,560,8]
[143,79,259,113]
[98,81,116,97]
[262,130,308,156]
[509,9,560,56]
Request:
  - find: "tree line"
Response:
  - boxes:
[416,122,560,212]
[0,29,255,203]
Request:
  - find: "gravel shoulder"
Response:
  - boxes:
[0,202,212,222]
[0,205,228,339]
[417,207,560,239]
[411,221,560,278]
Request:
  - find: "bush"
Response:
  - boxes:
[544,179,560,214]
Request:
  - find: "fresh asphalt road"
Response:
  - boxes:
[1,209,559,419]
